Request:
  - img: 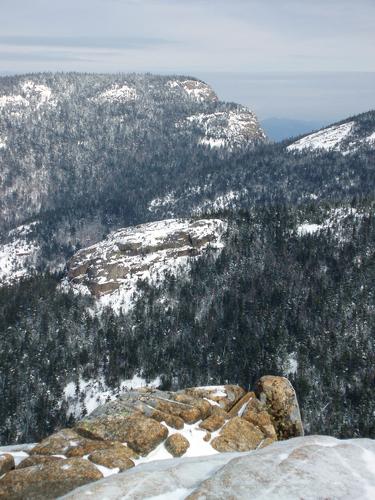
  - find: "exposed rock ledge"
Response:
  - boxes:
[64,218,226,312]
[0,376,303,499]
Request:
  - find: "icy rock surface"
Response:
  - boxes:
[61,436,375,499]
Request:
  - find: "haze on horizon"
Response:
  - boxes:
[0,0,374,122]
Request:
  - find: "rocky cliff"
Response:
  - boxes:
[64,218,227,311]
[0,376,303,498]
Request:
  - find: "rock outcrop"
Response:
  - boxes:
[65,218,227,311]
[0,377,303,498]
[0,458,102,499]
[256,375,304,439]
[75,415,168,456]
[0,453,15,475]
[183,107,266,149]
[211,417,265,452]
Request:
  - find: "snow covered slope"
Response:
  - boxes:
[62,435,375,499]
[287,112,375,154]
[295,207,368,243]
[64,218,227,312]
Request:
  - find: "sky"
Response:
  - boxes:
[0,0,374,121]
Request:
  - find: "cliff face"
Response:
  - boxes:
[65,218,227,311]
[183,107,266,149]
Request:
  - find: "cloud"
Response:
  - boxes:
[0,36,177,50]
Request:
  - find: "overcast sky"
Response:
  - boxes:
[1,0,374,120]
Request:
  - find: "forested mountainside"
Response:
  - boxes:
[1,201,375,444]
[0,72,263,235]
[1,72,375,446]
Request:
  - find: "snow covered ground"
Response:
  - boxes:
[0,223,40,285]
[296,207,366,240]
[167,80,218,102]
[93,84,137,103]
[0,80,55,115]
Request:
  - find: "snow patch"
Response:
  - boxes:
[296,207,365,241]
[148,192,177,213]
[167,80,217,102]
[297,223,322,236]
[136,422,219,466]
[21,81,55,108]
[93,84,137,103]
[63,375,161,419]
[0,94,29,109]
[0,223,40,285]
[0,81,55,114]
[365,131,375,145]
[0,136,7,149]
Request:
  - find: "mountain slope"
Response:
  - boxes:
[0,73,265,233]
[287,110,375,154]
[1,73,375,450]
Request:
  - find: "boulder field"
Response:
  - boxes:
[0,376,303,499]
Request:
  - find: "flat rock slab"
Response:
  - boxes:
[211,417,265,452]
[75,414,168,456]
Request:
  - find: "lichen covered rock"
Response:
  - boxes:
[199,414,225,432]
[0,458,102,499]
[0,453,15,475]
[256,376,303,439]
[164,434,190,457]
[16,455,63,470]
[211,417,265,452]
[88,447,135,471]
[76,414,168,456]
